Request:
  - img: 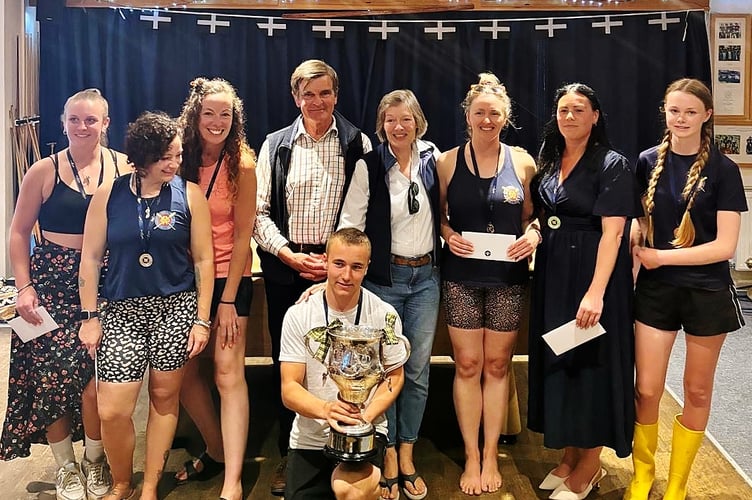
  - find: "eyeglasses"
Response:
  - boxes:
[407,181,420,215]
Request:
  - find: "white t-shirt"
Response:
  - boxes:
[280,288,409,450]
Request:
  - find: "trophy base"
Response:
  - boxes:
[324,422,377,463]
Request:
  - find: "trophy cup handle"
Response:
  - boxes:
[383,335,411,374]
[304,335,317,359]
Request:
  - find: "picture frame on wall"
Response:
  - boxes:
[712,14,750,119]
[715,125,752,167]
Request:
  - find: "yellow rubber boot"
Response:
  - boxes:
[663,414,704,500]
[623,421,659,500]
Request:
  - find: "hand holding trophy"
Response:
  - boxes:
[305,315,410,462]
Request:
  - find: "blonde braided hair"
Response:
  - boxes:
[644,78,714,248]
[671,129,711,248]
[644,131,671,246]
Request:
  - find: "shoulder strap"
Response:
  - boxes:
[109,148,120,177]
[51,153,61,183]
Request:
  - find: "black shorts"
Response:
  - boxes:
[210,276,253,317]
[285,433,386,500]
[635,279,744,336]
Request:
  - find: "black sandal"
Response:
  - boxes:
[379,475,400,500]
[175,450,225,485]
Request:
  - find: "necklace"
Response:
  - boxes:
[66,149,104,199]
[134,174,164,268]
[468,141,502,233]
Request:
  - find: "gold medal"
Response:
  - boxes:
[139,253,154,268]
[547,216,561,230]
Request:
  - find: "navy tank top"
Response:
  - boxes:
[38,149,120,234]
[441,143,529,286]
[103,174,194,300]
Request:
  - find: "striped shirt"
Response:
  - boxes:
[255,117,372,255]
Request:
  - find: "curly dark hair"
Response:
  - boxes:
[178,77,254,202]
[125,111,180,175]
[536,83,612,179]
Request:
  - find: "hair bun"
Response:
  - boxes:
[477,72,501,87]
[190,77,207,92]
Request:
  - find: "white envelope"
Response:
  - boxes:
[462,231,516,262]
[542,319,606,356]
[7,306,60,343]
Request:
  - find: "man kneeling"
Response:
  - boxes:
[280,228,409,500]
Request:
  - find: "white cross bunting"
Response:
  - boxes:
[592,16,623,35]
[257,17,286,37]
[312,20,345,39]
[369,21,399,41]
[648,12,681,31]
[197,14,230,34]
[535,18,567,38]
[140,11,171,30]
[479,20,511,40]
[425,21,455,41]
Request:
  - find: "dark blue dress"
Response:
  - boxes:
[527,145,640,457]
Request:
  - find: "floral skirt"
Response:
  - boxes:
[0,242,93,460]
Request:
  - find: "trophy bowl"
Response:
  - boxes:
[306,324,403,462]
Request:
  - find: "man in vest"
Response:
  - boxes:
[254,59,372,495]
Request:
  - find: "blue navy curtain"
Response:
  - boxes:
[37,1,709,163]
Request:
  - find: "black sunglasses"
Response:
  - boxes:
[408,181,420,215]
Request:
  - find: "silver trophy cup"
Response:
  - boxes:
[305,324,408,462]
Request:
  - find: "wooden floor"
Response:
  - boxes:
[0,330,750,499]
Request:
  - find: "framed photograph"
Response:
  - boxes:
[712,15,750,119]
[715,125,752,166]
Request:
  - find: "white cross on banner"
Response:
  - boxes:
[648,12,681,31]
[257,17,286,37]
[369,21,399,40]
[479,20,511,40]
[425,21,455,41]
[535,18,567,38]
[592,16,623,35]
[197,14,230,34]
[140,11,171,30]
[312,20,345,39]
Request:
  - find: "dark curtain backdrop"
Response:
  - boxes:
[37,2,710,164]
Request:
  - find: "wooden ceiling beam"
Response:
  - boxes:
[66,1,710,13]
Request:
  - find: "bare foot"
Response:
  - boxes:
[481,456,502,493]
[459,459,482,496]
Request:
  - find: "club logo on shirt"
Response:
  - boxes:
[502,186,522,204]
[154,211,177,230]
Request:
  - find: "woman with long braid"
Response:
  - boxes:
[627,78,747,500]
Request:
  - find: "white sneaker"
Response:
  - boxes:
[56,462,86,500]
[81,457,112,500]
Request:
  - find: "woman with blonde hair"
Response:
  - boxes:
[1,88,127,500]
[626,78,746,500]
[174,77,257,500]
[338,89,440,500]
[437,73,539,495]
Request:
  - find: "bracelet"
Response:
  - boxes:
[219,300,235,305]
[193,318,211,329]
[17,282,34,294]
[527,227,543,245]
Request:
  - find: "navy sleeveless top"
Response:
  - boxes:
[441,143,529,286]
[37,150,120,234]
[104,174,194,300]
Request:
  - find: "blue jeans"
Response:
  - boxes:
[364,262,440,445]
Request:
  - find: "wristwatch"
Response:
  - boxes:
[80,310,99,321]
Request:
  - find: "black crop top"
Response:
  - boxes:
[37,149,120,234]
